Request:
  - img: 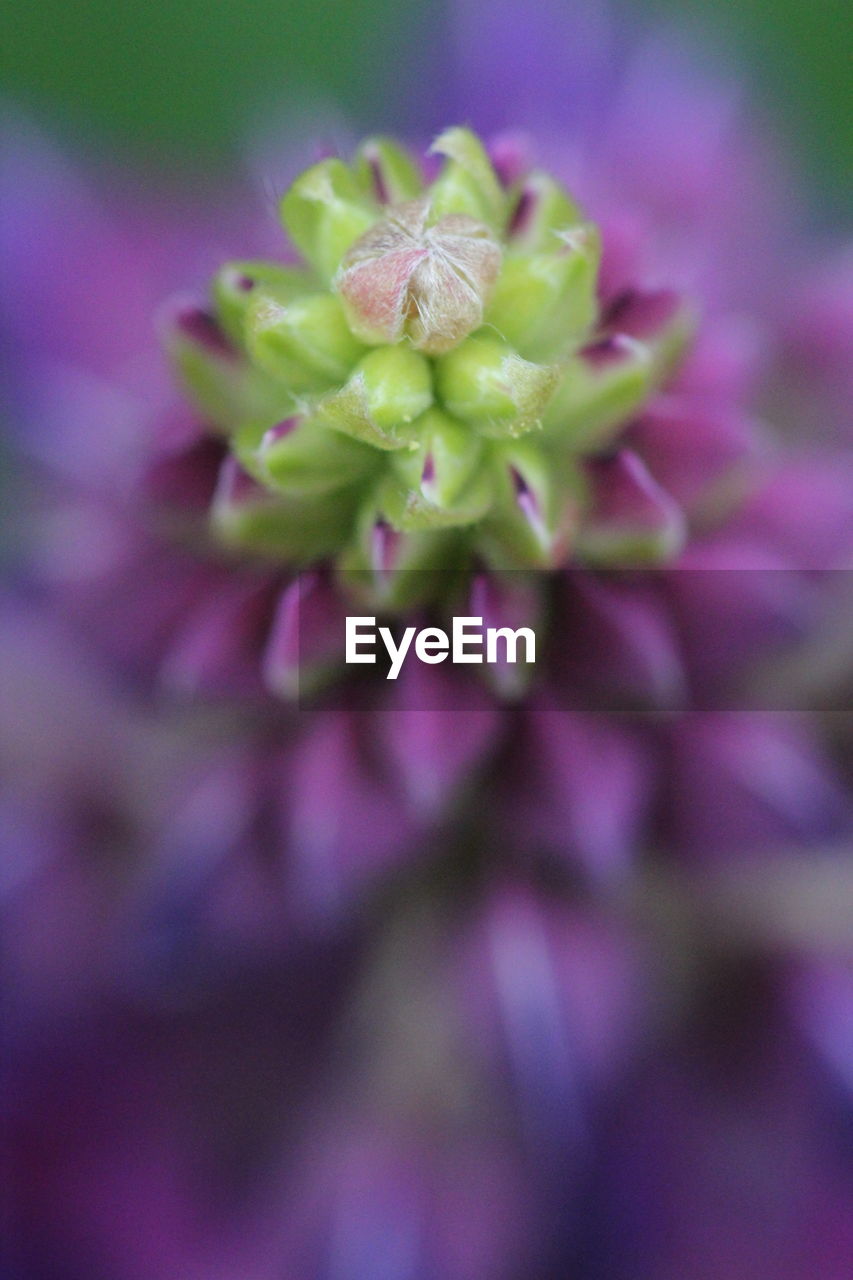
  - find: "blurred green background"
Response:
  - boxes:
[1,0,850,213]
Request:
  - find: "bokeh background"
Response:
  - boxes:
[2,0,850,215]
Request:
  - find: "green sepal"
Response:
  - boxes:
[354,137,423,203]
[544,298,695,452]
[280,158,377,283]
[435,335,559,437]
[318,346,433,450]
[645,299,697,385]
[212,261,312,347]
[246,290,367,389]
[428,127,507,230]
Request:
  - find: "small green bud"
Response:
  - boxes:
[544,336,654,451]
[211,456,359,562]
[475,442,581,569]
[544,292,695,451]
[380,408,493,530]
[246,291,367,388]
[280,158,376,283]
[435,335,559,437]
[162,301,283,432]
[318,345,433,450]
[354,137,423,203]
[505,170,583,252]
[338,509,463,610]
[253,415,380,496]
[428,127,507,230]
[212,261,310,347]
[486,223,601,360]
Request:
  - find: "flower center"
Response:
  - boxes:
[336,197,502,354]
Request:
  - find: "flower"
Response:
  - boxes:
[159,125,697,620]
[2,12,850,915]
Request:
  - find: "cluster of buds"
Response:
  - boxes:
[165,128,693,609]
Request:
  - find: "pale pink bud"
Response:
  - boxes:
[335,197,501,355]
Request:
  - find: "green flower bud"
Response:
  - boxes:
[162,301,282,432]
[212,261,311,347]
[543,291,695,451]
[435,335,559,437]
[246,290,367,389]
[211,457,360,562]
[475,442,582,569]
[427,127,507,230]
[163,128,699,612]
[280,158,376,283]
[317,345,433,450]
[354,137,424,204]
[544,335,654,451]
[505,170,583,252]
[380,408,493,530]
[338,511,464,610]
[253,415,380,496]
[486,223,601,360]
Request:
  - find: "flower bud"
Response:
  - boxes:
[319,345,433,450]
[354,136,423,204]
[262,572,349,700]
[435,335,559,437]
[280,158,376,283]
[161,299,278,432]
[506,170,583,252]
[544,335,654,451]
[475,443,581,568]
[604,288,695,382]
[336,197,501,354]
[255,415,380,496]
[211,455,359,561]
[212,260,310,346]
[467,572,543,698]
[162,128,701,600]
[428,126,507,229]
[338,513,462,610]
[246,291,366,388]
[380,408,493,530]
[576,450,686,565]
[544,290,694,452]
[486,223,601,360]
